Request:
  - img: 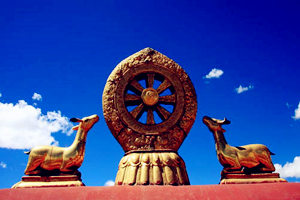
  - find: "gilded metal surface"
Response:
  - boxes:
[115,152,189,185]
[220,172,287,184]
[202,116,276,174]
[220,177,287,184]
[102,48,197,152]
[12,175,84,188]
[141,88,159,106]
[102,48,197,185]
[114,65,185,136]
[24,114,99,175]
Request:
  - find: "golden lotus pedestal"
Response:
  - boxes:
[115,152,190,185]
[220,172,287,184]
[12,175,84,188]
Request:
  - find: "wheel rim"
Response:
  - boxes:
[124,72,176,125]
[115,64,184,135]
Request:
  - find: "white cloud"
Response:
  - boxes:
[235,85,254,94]
[0,161,7,168]
[292,102,300,120]
[0,100,73,149]
[275,156,300,178]
[104,180,115,186]
[204,68,224,79]
[32,93,42,101]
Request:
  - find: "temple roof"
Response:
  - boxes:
[1,183,300,200]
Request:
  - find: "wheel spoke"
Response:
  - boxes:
[147,108,155,125]
[159,94,176,105]
[156,105,171,120]
[125,94,142,106]
[156,79,171,94]
[129,80,144,94]
[147,73,155,88]
[125,94,141,101]
[130,103,144,120]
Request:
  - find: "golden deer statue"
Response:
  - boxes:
[24,114,99,175]
[202,116,275,173]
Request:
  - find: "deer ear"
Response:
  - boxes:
[70,118,83,123]
[72,125,79,130]
[223,118,231,125]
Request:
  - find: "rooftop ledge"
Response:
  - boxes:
[1,183,300,200]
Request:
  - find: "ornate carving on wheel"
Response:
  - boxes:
[103,48,197,152]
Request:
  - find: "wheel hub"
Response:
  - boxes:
[141,88,159,106]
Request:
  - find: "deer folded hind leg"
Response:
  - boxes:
[24,155,47,175]
[261,157,275,171]
[259,160,275,172]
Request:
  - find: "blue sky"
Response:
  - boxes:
[0,0,300,188]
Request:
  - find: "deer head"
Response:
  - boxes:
[202,116,230,132]
[70,114,99,132]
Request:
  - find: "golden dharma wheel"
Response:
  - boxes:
[102,48,197,185]
[103,48,197,153]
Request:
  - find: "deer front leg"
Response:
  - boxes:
[219,152,242,173]
[25,169,43,175]
[222,165,243,173]
[60,156,80,173]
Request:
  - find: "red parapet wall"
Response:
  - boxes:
[1,183,300,200]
